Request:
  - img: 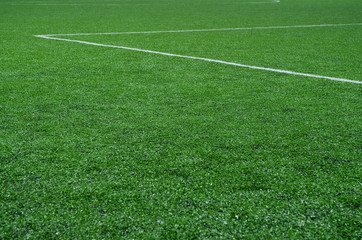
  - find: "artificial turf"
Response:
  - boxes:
[0,0,361,239]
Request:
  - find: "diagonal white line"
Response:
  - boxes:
[43,23,362,37]
[34,35,362,85]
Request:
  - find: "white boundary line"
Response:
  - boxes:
[42,23,362,37]
[35,23,362,85]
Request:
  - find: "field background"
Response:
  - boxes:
[1,0,361,239]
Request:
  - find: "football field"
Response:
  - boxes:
[1,0,361,239]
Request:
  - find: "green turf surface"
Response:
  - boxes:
[1,0,361,239]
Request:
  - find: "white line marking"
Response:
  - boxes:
[43,23,362,37]
[34,32,362,85]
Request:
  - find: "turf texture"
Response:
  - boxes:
[0,0,361,239]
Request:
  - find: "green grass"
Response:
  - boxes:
[1,0,361,239]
